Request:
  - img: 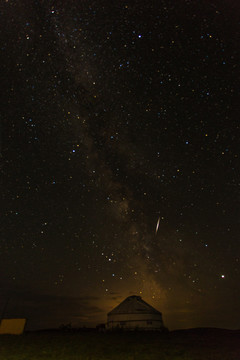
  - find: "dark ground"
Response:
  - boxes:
[0,328,239,359]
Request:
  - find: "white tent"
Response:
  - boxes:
[0,318,26,335]
[107,295,165,331]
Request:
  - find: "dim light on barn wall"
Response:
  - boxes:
[0,318,27,335]
[0,297,27,335]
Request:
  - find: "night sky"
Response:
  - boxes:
[1,0,239,331]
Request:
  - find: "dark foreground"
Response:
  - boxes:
[0,328,239,360]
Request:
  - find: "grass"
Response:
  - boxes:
[0,328,239,360]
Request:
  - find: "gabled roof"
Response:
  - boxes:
[108,295,161,315]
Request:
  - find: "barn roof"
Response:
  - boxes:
[108,295,161,315]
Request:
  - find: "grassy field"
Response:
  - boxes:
[0,328,239,360]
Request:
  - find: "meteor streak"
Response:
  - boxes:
[155,217,160,234]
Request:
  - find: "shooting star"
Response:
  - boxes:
[155,217,160,234]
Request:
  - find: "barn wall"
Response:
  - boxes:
[107,313,163,330]
[107,321,163,330]
[0,319,26,335]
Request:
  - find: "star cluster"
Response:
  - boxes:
[1,0,239,330]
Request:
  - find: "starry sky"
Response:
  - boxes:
[1,0,239,331]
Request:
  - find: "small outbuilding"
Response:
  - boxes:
[107,295,165,331]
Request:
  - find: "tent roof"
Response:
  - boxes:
[108,295,161,315]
